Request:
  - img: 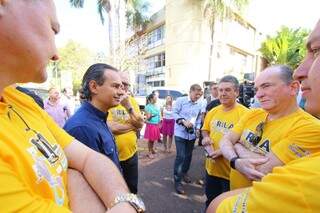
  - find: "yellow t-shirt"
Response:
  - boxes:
[216,153,320,213]
[0,86,73,212]
[202,104,248,179]
[230,108,320,189]
[108,96,140,161]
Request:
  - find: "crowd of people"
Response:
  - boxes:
[1,0,320,212]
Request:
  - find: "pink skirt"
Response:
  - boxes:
[161,118,175,136]
[144,123,161,141]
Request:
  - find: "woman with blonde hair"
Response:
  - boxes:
[161,95,175,153]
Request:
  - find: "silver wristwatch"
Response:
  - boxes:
[110,193,145,212]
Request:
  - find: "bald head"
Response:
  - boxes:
[257,65,293,85]
[119,72,130,92]
[254,65,299,114]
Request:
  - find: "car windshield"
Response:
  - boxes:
[156,89,183,100]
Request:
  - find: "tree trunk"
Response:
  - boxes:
[107,10,114,65]
[208,20,215,81]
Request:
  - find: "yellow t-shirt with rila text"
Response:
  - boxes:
[0,86,73,212]
[230,108,320,190]
[108,96,141,161]
[216,153,320,213]
[202,104,248,180]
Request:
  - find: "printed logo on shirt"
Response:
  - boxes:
[111,109,129,122]
[211,119,234,134]
[27,132,68,206]
[288,143,310,158]
[242,130,270,155]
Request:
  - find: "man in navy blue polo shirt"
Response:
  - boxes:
[64,63,123,169]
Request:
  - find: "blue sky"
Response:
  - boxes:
[55,0,320,53]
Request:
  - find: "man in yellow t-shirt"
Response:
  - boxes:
[0,1,144,212]
[220,65,320,190]
[202,75,248,207]
[108,72,144,194]
[208,21,320,212]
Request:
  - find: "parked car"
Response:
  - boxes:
[135,87,186,110]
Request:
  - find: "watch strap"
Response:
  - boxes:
[230,156,240,169]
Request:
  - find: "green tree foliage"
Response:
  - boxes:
[126,0,150,31]
[55,40,93,92]
[259,27,309,69]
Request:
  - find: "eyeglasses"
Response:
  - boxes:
[8,105,60,164]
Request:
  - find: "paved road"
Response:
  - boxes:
[138,146,206,213]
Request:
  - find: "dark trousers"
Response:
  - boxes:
[205,172,230,207]
[120,152,138,194]
[173,136,195,184]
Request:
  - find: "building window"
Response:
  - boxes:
[147,25,165,49]
[145,52,165,70]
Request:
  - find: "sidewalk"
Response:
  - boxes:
[137,138,206,213]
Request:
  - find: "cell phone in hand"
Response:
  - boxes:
[204,145,214,158]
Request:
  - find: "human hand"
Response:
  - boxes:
[211,149,222,159]
[120,94,131,110]
[235,158,268,181]
[182,120,193,128]
[196,129,201,138]
[202,136,213,146]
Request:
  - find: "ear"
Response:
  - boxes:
[88,80,99,96]
[290,80,300,96]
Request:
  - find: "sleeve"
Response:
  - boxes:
[39,104,74,149]
[272,122,320,163]
[65,126,101,153]
[172,98,182,121]
[231,110,253,135]
[0,159,71,212]
[201,99,207,113]
[202,110,213,131]
[144,104,151,114]
[195,107,202,129]
[131,97,141,114]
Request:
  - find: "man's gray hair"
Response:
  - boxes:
[219,75,240,91]
[274,65,294,84]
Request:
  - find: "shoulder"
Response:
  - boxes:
[290,109,320,129]
[236,103,249,112]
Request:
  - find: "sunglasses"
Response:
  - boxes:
[8,105,60,164]
[248,121,265,146]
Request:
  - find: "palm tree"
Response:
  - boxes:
[69,0,149,65]
[259,27,309,69]
[202,0,250,80]
[126,0,150,31]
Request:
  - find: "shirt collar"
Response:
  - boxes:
[82,101,107,121]
[188,96,198,104]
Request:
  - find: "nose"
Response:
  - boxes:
[294,57,311,81]
[255,88,264,99]
[118,87,125,96]
[51,54,59,61]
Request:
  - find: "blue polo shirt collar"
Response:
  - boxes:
[82,101,108,122]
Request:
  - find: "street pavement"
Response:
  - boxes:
[138,144,206,213]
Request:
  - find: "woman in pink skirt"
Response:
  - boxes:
[144,93,161,159]
[161,95,175,153]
